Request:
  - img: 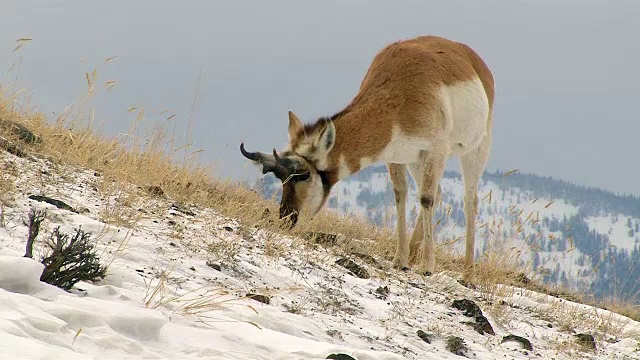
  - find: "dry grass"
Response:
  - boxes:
[142,265,262,328]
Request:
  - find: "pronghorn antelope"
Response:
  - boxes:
[240,35,494,280]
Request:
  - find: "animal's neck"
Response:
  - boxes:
[321,101,383,184]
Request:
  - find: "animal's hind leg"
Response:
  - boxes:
[460,132,492,282]
[417,148,448,275]
[388,163,410,269]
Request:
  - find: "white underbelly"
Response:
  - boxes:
[367,77,489,165]
[376,130,428,164]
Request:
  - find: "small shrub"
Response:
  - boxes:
[23,207,46,258]
[39,226,107,291]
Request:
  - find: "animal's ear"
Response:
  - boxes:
[288,111,303,141]
[313,120,336,156]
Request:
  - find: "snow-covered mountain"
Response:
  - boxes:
[256,165,640,302]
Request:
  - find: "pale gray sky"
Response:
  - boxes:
[3,0,639,196]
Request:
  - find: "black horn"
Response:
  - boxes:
[240,142,262,162]
[239,142,290,180]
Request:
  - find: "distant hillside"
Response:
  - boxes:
[256,166,640,302]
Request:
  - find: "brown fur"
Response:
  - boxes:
[290,36,494,179]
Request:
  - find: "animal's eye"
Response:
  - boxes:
[294,172,310,182]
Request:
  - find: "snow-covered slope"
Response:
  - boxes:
[1,153,640,359]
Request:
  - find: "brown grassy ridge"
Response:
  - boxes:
[1,43,639,326]
[0,54,398,261]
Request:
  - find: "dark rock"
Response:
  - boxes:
[28,195,79,213]
[417,330,433,344]
[335,257,369,279]
[304,231,338,247]
[350,252,380,268]
[501,334,533,351]
[514,272,532,286]
[0,119,40,144]
[146,185,165,197]
[206,261,221,271]
[445,336,468,356]
[75,206,91,214]
[452,299,495,335]
[189,266,196,271]
[326,354,356,360]
[0,136,27,157]
[375,286,390,300]
[457,279,477,289]
[574,333,596,351]
[170,203,195,217]
[246,293,270,304]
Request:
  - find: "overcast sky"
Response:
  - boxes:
[3,0,639,196]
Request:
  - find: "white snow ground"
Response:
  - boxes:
[1,152,640,359]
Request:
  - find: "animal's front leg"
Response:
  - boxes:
[388,163,410,269]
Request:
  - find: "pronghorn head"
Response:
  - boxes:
[240,111,336,227]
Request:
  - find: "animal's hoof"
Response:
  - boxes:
[391,256,408,270]
[458,279,476,289]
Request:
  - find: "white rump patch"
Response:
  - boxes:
[438,77,490,155]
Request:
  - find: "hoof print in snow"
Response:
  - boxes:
[446,336,468,357]
[452,299,495,335]
[574,333,596,351]
[335,257,369,279]
[145,185,166,198]
[206,261,222,271]
[28,195,79,214]
[501,334,533,351]
[246,293,270,304]
[374,286,390,300]
[326,354,356,360]
[304,231,339,247]
[417,329,433,344]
